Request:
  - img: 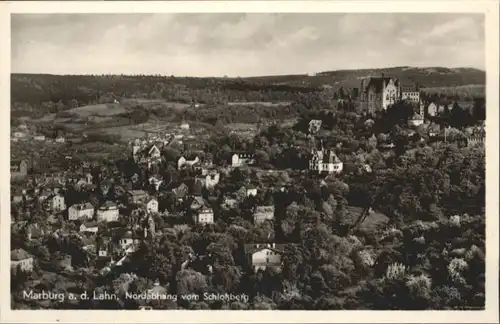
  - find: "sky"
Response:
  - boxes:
[11,13,485,77]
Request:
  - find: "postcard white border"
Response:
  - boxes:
[1,1,498,323]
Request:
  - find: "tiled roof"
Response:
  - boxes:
[255,206,275,213]
[82,221,98,228]
[11,248,31,261]
[365,76,399,93]
[71,202,94,210]
[244,243,286,254]
[128,190,147,196]
[100,201,117,209]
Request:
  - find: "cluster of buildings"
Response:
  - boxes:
[11,136,296,277]
[130,134,173,167]
[306,123,344,175]
[357,73,484,130]
[11,124,65,144]
[359,74,421,113]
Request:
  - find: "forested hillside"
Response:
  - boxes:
[11,66,485,113]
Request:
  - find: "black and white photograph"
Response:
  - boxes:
[2,1,499,323]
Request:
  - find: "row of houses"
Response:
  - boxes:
[11,130,65,143]
[12,240,287,277]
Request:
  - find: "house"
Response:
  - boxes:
[145,197,158,213]
[80,221,99,234]
[34,135,46,141]
[172,183,189,201]
[308,119,322,134]
[427,102,438,117]
[309,148,343,174]
[68,203,95,221]
[253,205,275,224]
[97,201,119,222]
[196,172,220,189]
[49,193,66,212]
[359,74,400,112]
[193,207,214,225]
[148,144,161,160]
[177,156,200,170]
[408,113,424,127]
[55,136,65,143]
[190,196,206,211]
[97,236,113,258]
[128,190,148,204]
[11,160,28,178]
[246,184,258,197]
[11,249,34,273]
[244,243,285,272]
[132,142,163,165]
[231,153,255,168]
[400,82,420,104]
[148,175,163,191]
[180,123,190,130]
[119,230,141,252]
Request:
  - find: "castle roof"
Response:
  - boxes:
[365,76,399,93]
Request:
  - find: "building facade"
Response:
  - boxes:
[231,153,255,168]
[68,203,95,221]
[253,206,275,224]
[193,207,214,225]
[11,249,34,273]
[244,243,285,272]
[50,194,66,212]
[360,75,401,113]
[309,149,343,174]
[97,202,119,222]
[146,198,158,213]
[401,82,420,104]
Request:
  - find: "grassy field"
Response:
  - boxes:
[101,121,182,140]
[227,101,291,107]
[100,125,148,141]
[122,99,193,111]
[345,206,389,233]
[68,103,127,117]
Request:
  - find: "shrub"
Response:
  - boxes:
[406,273,432,298]
[448,258,468,283]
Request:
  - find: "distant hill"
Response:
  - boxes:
[11,66,485,108]
[243,66,486,89]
